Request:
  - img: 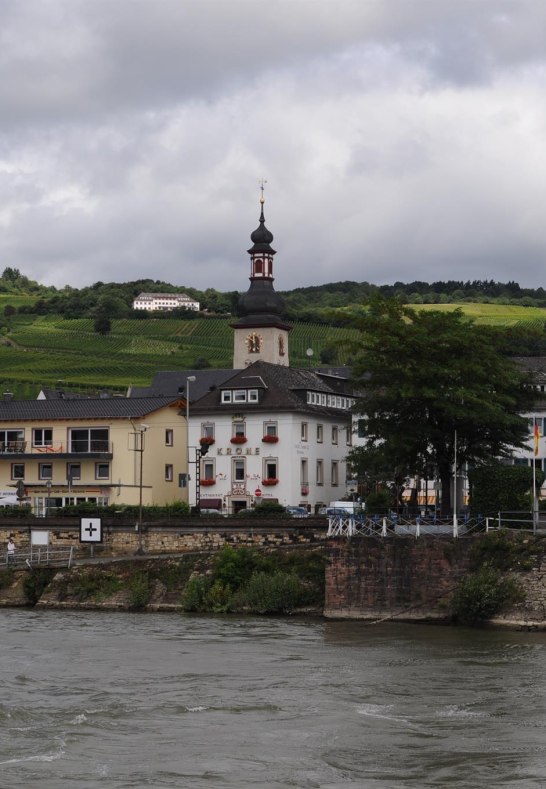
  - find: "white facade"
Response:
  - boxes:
[133,292,200,312]
[510,409,546,494]
[188,408,352,514]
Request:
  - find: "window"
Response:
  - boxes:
[165,429,174,446]
[0,429,24,450]
[95,462,110,480]
[264,459,278,480]
[332,426,338,445]
[39,463,53,480]
[233,458,245,482]
[248,389,259,403]
[11,463,24,480]
[202,460,215,480]
[300,458,308,487]
[202,423,214,439]
[165,464,173,481]
[316,424,323,443]
[67,463,81,481]
[301,422,308,441]
[331,461,339,486]
[223,389,259,404]
[33,428,53,448]
[357,419,366,438]
[69,428,109,453]
[264,422,278,437]
[234,390,247,403]
[316,459,324,486]
[233,421,246,438]
[346,427,352,446]
[221,390,232,403]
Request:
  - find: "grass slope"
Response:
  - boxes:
[0,302,544,396]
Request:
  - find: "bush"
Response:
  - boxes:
[213,545,270,591]
[128,572,152,609]
[469,464,544,515]
[365,490,392,514]
[181,575,213,612]
[237,501,286,517]
[23,569,56,604]
[68,569,123,602]
[241,571,306,614]
[451,566,523,625]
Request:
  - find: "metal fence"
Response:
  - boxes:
[2,546,74,569]
[326,513,542,539]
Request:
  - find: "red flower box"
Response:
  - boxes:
[301,487,309,496]
[230,436,247,444]
[199,436,215,446]
[200,478,216,486]
[262,435,279,443]
[261,478,279,486]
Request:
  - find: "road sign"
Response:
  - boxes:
[80,518,102,543]
[255,488,262,498]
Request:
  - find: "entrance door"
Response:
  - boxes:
[232,499,248,514]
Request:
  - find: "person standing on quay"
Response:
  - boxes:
[7,538,15,566]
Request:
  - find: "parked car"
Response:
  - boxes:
[0,496,19,508]
[285,506,309,518]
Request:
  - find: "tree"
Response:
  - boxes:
[347,297,534,515]
[94,315,111,335]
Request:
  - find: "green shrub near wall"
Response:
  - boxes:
[468,463,544,514]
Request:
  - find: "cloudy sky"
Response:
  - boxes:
[1,0,545,293]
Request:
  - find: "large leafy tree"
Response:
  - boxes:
[348,297,534,515]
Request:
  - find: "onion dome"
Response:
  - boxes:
[247,202,276,255]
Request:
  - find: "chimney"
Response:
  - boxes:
[3,393,13,402]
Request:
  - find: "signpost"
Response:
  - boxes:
[255,488,262,498]
[80,518,102,558]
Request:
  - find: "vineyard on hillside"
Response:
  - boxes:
[0,315,359,397]
[0,303,545,398]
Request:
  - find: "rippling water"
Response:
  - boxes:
[1,610,545,788]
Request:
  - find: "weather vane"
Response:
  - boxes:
[258,178,267,204]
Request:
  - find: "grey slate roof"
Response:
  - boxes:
[129,369,236,401]
[191,360,354,417]
[0,396,182,422]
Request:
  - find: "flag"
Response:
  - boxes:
[534,420,541,456]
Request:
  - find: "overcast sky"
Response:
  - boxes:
[1,0,545,293]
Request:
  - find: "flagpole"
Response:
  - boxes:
[533,417,537,535]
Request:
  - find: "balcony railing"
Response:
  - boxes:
[0,441,113,457]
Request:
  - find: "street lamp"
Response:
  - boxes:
[136,424,148,555]
[186,375,196,505]
[46,479,52,518]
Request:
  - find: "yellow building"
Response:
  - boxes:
[0,395,186,514]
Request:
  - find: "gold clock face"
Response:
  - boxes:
[247,332,262,353]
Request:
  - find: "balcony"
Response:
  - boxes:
[0,441,113,460]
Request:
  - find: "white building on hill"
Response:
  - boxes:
[132,292,200,312]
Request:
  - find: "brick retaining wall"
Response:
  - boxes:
[325,536,475,622]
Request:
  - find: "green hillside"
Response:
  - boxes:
[0,301,545,398]
[0,315,359,397]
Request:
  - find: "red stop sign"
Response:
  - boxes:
[255,488,262,498]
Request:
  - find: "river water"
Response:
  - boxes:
[1,610,545,788]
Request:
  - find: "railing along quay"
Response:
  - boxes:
[327,513,546,538]
[2,546,74,569]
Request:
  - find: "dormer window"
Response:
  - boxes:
[221,389,259,404]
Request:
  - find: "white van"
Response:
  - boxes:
[325,501,364,517]
[0,495,19,508]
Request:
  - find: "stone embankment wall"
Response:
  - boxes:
[325,536,474,623]
[325,535,546,629]
[0,517,327,559]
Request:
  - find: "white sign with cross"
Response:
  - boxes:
[80,518,102,543]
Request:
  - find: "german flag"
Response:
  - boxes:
[534,421,541,457]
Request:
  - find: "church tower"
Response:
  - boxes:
[232,190,291,368]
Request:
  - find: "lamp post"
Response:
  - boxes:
[46,479,52,518]
[136,424,148,555]
[186,375,196,506]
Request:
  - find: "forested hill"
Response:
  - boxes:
[1,267,545,322]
